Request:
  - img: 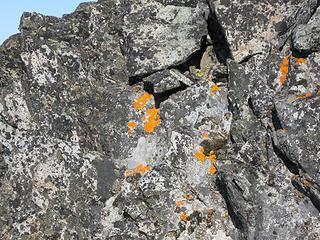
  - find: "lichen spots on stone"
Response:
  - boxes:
[295,92,312,100]
[133,92,153,110]
[176,200,184,207]
[194,147,206,163]
[143,107,161,133]
[180,211,188,222]
[279,55,290,86]
[209,164,217,175]
[292,56,307,65]
[210,83,221,96]
[125,163,152,177]
[209,150,217,162]
[127,121,138,134]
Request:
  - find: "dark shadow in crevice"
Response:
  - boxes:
[239,52,262,64]
[144,82,188,108]
[271,107,283,131]
[271,141,299,175]
[291,48,313,59]
[292,179,320,212]
[206,0,233,65]
[216,173,249,237]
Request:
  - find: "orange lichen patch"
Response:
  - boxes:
[210,83,221,96]
[278,55,290,86]
[125,164,152,177]
[183,194,191,200]
[208,150,217,162]
[292,56,307,65]
[176,200,184,207]
[209,164,217,175]
[143,107,161,133]
[133,92,153,110]
[194,147,206,163]
[201,132,209,139]
[295,92,312,100]
[127,121,138,134]
[180,211,188,222]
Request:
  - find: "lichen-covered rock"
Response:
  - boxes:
[292,7,320,53]
[209,0,301,61]
[1,0,320,239]
[122,0,208,76]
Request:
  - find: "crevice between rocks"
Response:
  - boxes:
[206,0,233,65]
[173,35,208,73]
[271,141,300,175]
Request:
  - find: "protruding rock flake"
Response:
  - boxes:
[1,0,320,239]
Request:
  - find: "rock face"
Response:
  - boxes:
[0,0,319,239]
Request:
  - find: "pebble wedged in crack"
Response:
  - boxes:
[1,0,320,239]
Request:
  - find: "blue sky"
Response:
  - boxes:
[0,0,95,44]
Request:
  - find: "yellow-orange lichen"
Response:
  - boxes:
[210,83,221,96]
[127,121,138,134]
[318,89,320,95]
[209,150,217,162]
[180,211,188,222]
[183,194,191,200]
[292,56,307,65]
[279,55,290,86]
[143,107,161,133]
[133,92,153,110]
[176,200,184,207]
[194,147,206,163]
[209,164,217,175]
[125,164,152,177]
[295,92,312,100]
[201,132,209,139]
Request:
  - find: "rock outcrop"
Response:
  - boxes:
[0,0,319,239]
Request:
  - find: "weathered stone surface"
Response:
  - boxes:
[122,0,208,76]
[210,0,301,62]
[1,0,320,239]
[292,7,320,53]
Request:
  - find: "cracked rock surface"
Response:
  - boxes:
[0,0,320,239]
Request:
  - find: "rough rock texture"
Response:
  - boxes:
[0,0,320,239]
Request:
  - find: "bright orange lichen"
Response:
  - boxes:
[210,83,221,96]
[143,107,161,133]
[125,163,152,177]
[279,55,290,86]
[209,150,217,162]
[180,211,188,222]
[295,92,312,100]
[201,132,209,139]
[127,121,138,134]
[292,56,307,65]
[176,200,184,207]
[209,164,217,175]
[194,147,206,163]
[133,92,153,110]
